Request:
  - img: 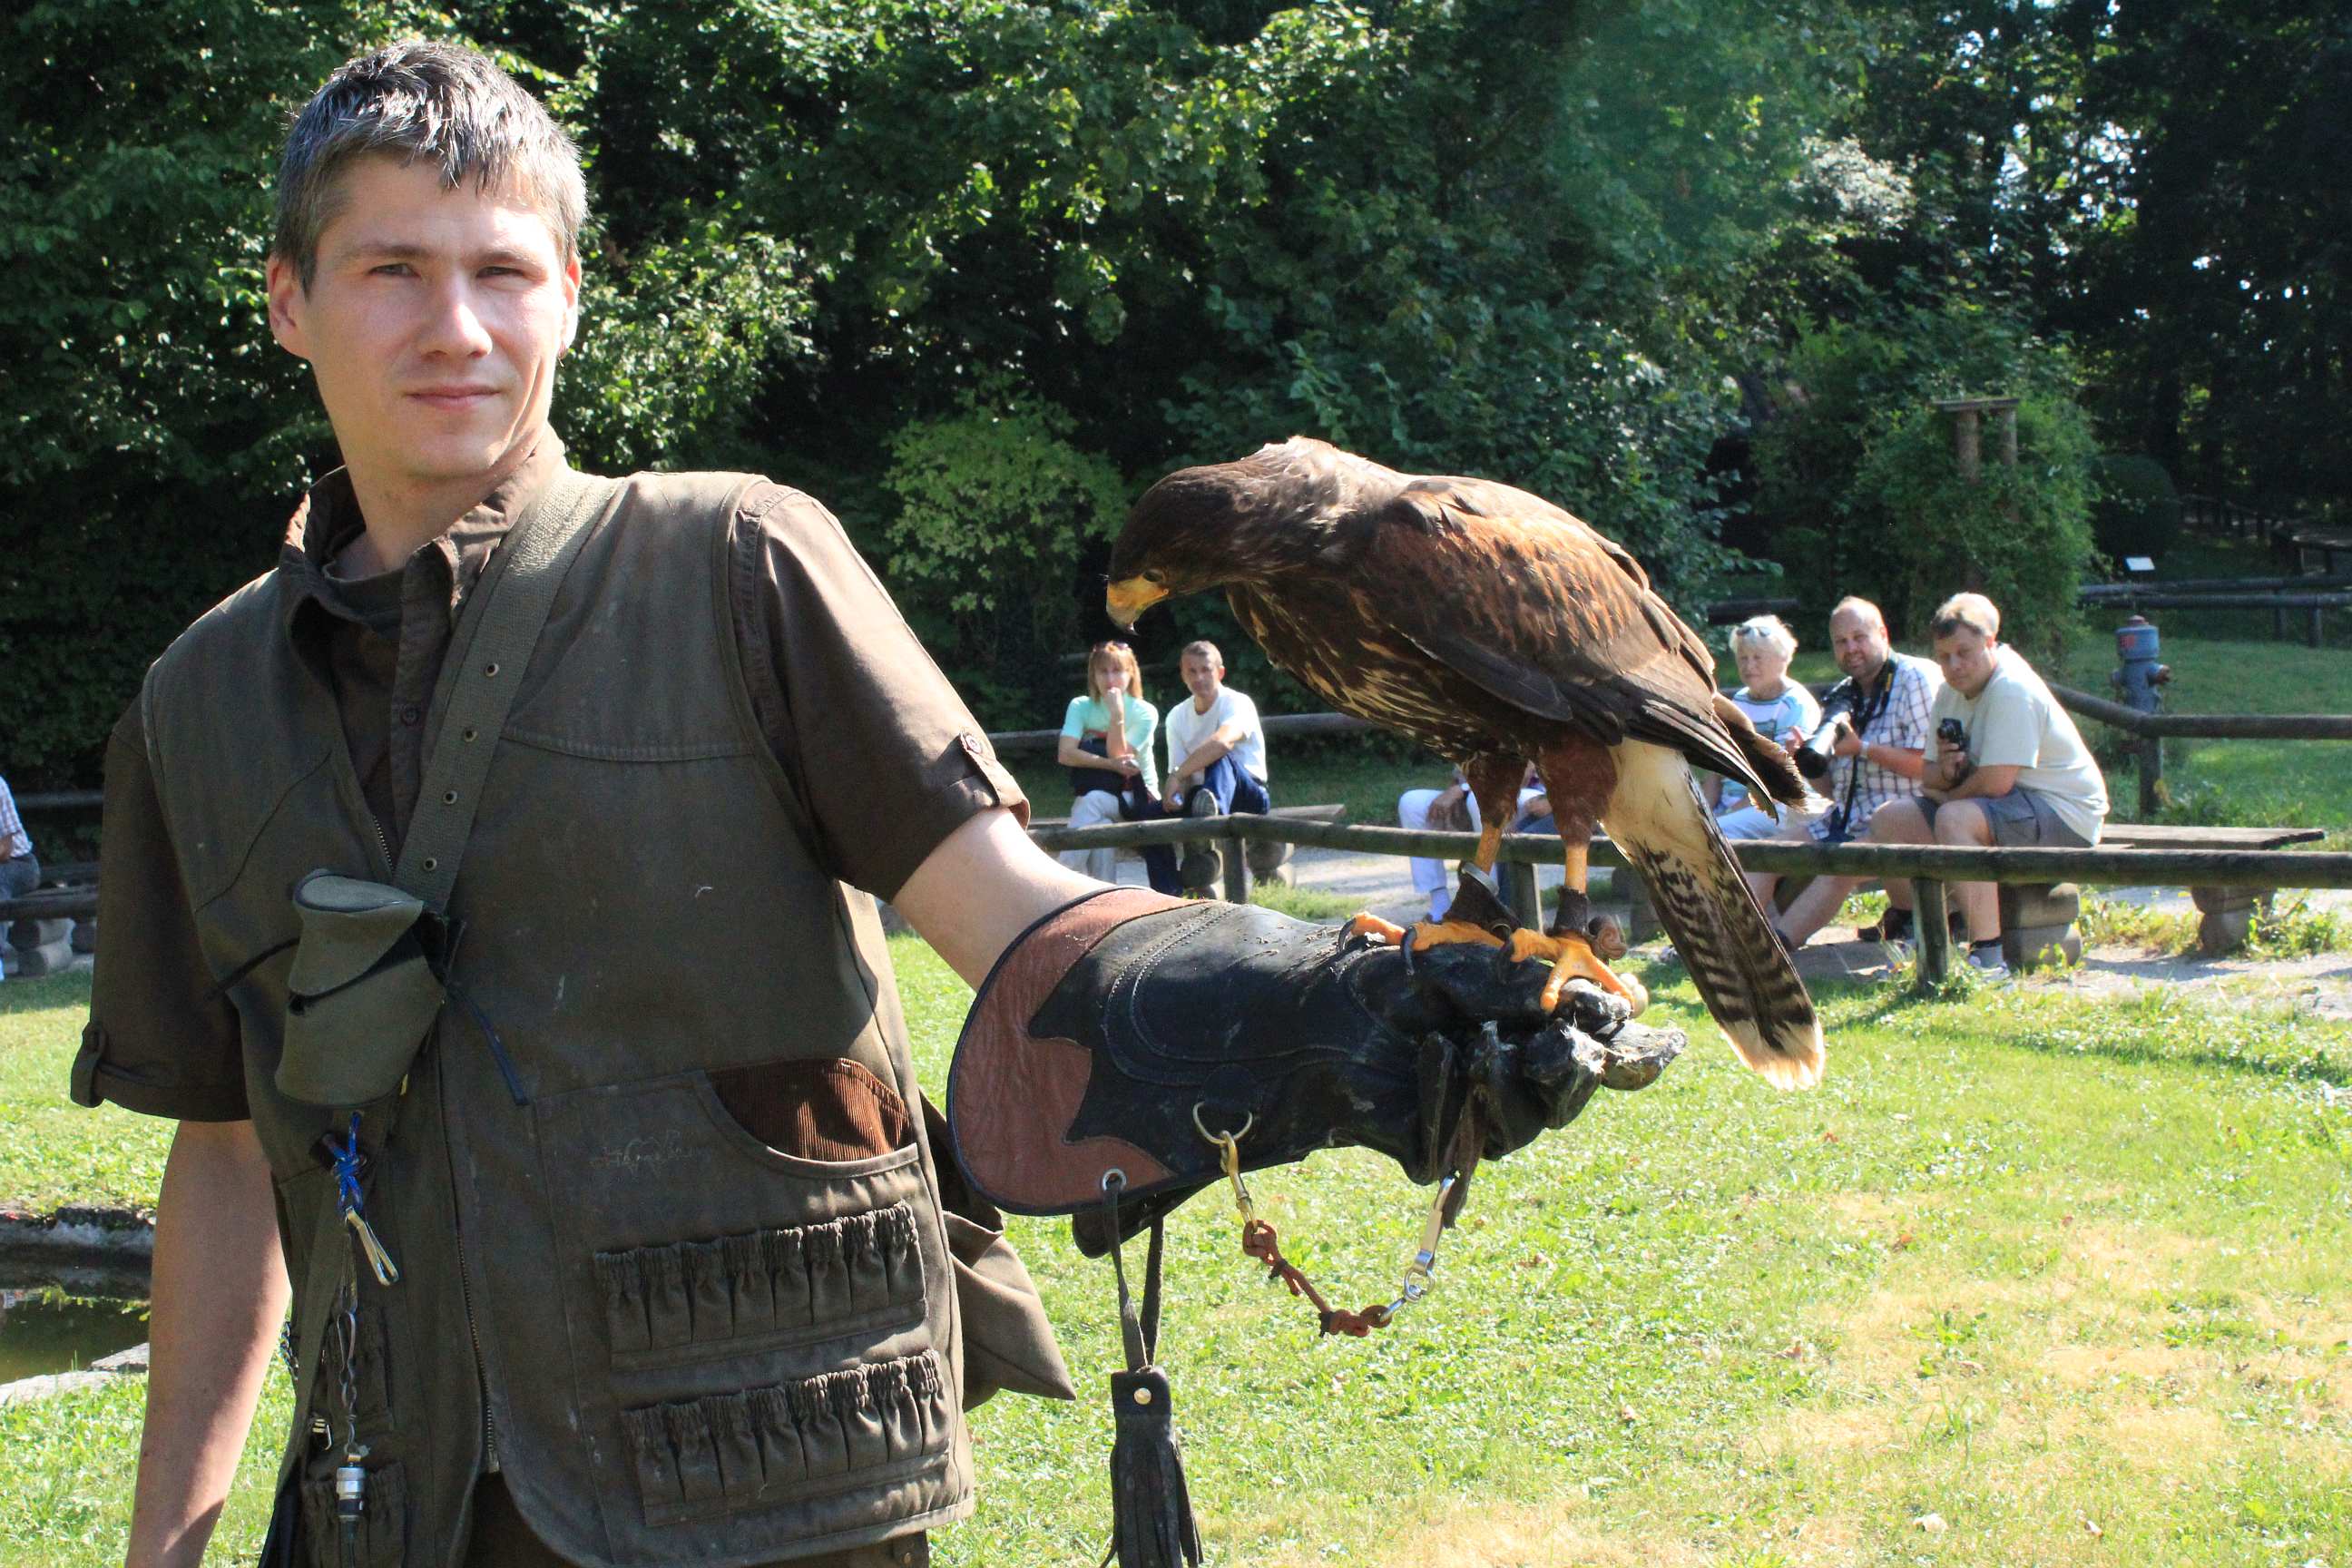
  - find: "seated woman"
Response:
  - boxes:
[1054,641,1181,894]
[1710,614,1825,840]
[1396,764,1554,921]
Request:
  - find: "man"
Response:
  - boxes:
[1855,593,2107,978]
[1396,765,1553,922]
[1159,641,1271,820]
[1753,596,1942,947]
[71,43,1613,1568]
[0,770,36,905]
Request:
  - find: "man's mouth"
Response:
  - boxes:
[408,386,501,410]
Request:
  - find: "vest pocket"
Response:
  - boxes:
[622,1350,951,1528]
[595,1202,928,1372]
[297,1455,407,1568]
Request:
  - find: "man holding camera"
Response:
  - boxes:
[1748,596,1940,944]
[1837,593,2107,977]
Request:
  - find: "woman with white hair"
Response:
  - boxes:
[1710,615,1825,840]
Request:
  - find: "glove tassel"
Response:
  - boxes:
[1106,1367,1201,1568]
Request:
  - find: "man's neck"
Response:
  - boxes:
[1191,688,1220,714]
[337,440,539,577]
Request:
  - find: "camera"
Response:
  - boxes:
[1792,685,1866,780]
[1937,718,1966,747]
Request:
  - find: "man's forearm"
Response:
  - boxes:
[1170,734,1234,785]
[128,1119,290,1568]
[1861,740,1926,781]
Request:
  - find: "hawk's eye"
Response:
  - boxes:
[1143,569,1168,586]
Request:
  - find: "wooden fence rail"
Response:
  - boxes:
[1028,816,2352,989]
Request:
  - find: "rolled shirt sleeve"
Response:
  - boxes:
[731,482,1029,904]
[72,705,250,1122]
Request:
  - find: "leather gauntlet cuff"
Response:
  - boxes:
[946,887,1194,1218]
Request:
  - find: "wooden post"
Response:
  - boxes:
[1951,408,1983,483]
[1220,825,1250,904]
[1502,860,1544,929]
[1912,879,1953,988]
[2138,735,2162,818]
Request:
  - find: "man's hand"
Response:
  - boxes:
[1828,713,1864,760]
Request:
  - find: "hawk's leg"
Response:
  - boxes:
[1506,826,1648,1014]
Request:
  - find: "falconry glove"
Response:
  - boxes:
[946,886,1683,1248]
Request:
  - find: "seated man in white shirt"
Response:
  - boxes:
[1161,641,1272,819]
[1859,592,2108,978]
[1396,765,1555,922]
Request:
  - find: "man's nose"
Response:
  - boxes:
[419,277,495,358]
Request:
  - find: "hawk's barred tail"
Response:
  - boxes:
[1605,743,1824,1090]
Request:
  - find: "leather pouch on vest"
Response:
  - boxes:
[946,887,1684,1250]
[278,870,448,1110]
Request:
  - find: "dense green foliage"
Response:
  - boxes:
[2090,453,2184,563]
[1749,300,2097,646]
[4,0,2337,781]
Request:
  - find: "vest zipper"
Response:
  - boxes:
[439,1050,502,1475]
[460,1233,501,1472]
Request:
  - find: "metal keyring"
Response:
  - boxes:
[1190,1102,1256,1146]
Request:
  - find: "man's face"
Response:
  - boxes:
[267,154,580,499]
[1180,653,1224,705]
[1934,626,2000,699]
[1828,608,1890,682]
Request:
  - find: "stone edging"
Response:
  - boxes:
[0,1343,150,1407]
[0,1203,155,1266]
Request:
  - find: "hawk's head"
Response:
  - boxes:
[1106,436,1370,627]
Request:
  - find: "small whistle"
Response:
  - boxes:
[335,1459,366,1521]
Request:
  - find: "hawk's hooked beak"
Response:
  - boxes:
[1104,576,1168,630]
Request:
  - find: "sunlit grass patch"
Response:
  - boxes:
[6,943,2350,1566]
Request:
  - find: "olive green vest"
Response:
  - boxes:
[141,470,975,1566]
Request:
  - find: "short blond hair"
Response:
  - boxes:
[1930,593,2001,641]
[1730,614,1798,662]
[1178,640,1224,668]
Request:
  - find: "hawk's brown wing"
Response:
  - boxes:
[1353,477,1770,798]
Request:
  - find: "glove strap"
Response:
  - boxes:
[1100,1176,1202,1568]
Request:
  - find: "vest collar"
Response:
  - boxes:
[276,434,571,635]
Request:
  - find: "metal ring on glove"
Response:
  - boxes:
[1190,1103,1255,1146]
[1100,1167,1127,1193]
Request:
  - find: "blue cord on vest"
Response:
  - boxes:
[328,1112,401,1286]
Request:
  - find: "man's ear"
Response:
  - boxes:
[265,254,310,360]
[559,250,583,355]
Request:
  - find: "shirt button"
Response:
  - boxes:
[400,706,421,725]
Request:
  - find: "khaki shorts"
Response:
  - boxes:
[1919,787,2091,848]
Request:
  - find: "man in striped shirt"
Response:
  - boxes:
[0,774,37,898]
[1744,597,1942,948]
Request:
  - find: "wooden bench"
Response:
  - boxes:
[2091,822,2327,955]
[1612,821,2327,968]
[1027,802,1350,899]
[1,885,99,978]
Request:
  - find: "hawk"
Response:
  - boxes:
[1104,438,1823,1090]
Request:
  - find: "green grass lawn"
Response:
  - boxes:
[6,949,2348,1567]
[0,975,168,1213]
